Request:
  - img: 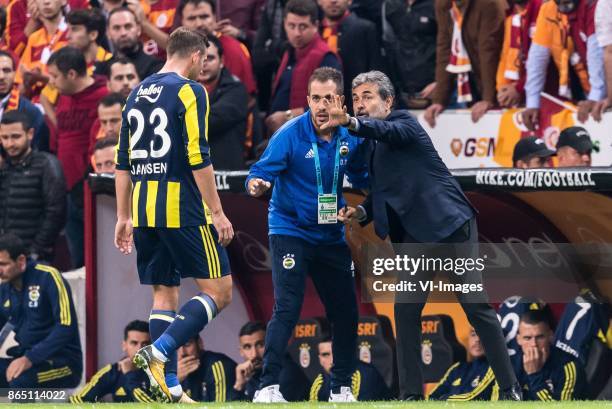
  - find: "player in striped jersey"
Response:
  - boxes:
[512,310,586,400]
[114,27,234,403]
[554,289,610,364]
[71,320,154,403]
[177,335,236,402]
[0,234,82,389]
[428,327,498,401]
[310,337,390,401]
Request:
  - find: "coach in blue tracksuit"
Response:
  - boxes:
[0,233,82,389]
[246,67,367,403]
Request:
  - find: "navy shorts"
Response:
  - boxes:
[133,225,230,286]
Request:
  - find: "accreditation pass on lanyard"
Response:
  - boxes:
[312,138,341,224]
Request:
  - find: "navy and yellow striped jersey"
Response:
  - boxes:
[116,72,212,228]
[511,348,586,400]
[181,350,236,402]
[0,262,82,368]
[554,290,610,364]
[70,362,153,403]
[428,358,497,401]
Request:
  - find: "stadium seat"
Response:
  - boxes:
[420,314,466,383]
[356,315,397,393]
[287,317,330,382]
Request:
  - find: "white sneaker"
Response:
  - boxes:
[253,385,287,403]
[329,386,357,402]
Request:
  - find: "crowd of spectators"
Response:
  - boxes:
[0,0,608,400]
[0,0,611,267]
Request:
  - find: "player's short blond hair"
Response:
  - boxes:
[167,27,209,59]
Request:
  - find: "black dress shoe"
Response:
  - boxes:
[402,394,425,401]
[500,382,523,401]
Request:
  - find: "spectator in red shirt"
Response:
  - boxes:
[176,0,257,97]
[5,0,88,58]
[47,46,108,268]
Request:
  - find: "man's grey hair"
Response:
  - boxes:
[352,71,395,100]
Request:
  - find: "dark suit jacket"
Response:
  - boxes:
[354,110,476,242]
[336,13,384,102]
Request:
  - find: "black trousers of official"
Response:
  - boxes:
[260,234,358,392]
[389,214,517,398]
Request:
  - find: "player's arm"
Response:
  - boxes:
[114,106,134,253]
[203,360,230,402]
[124,370,156,402]
[447,367,497,401]
[70,364,114,403]
[548,360,581,400]
[309,374,325,401]
[180,83,233,245]
[427,362,460,400]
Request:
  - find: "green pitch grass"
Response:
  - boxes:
[10,402,612,409]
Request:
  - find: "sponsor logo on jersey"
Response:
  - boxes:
[136,84,164,103]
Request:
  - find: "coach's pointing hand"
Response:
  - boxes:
[247,178,271,197]
[320,95,349,131]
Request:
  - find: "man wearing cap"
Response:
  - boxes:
[512,137,556,169]
[556,126,598,167]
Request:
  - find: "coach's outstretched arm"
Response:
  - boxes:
[245,129,291,197]
[321,95,421,148]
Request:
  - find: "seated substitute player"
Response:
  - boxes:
[512,310,587,400]
[498,295,555,357]
[231,321,309,401]
[246,67,368,403]
[553,288,610,365]
[71,320,154,403]
[114,27,235,403]
[177,335,237,401]
[428,327,497,401]
[310,336,391,401]
[0,234,82,389]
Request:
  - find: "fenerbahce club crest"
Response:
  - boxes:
[282,254,296,270]
[299,343,311,368]
[339,144,350,157]
[28,285,40,308]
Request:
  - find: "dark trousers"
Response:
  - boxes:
[389,216,517,398]
[0,357,81,389]
[260,234,358,391]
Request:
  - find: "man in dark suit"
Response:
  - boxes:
[321,70,522,401]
